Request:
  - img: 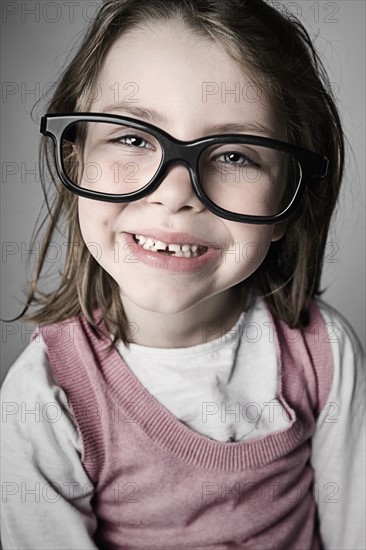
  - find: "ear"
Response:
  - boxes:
[271,221,288,242]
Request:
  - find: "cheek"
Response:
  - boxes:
[77,198,122,260]
[244,226,273,262]
[78,198,121,234]
[223,225,275,275]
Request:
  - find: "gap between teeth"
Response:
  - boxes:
[134,234,202,258]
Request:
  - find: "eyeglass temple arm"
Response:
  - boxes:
[321,157,329,178]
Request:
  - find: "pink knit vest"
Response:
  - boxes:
[35,300,333,549]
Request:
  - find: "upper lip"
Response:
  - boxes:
[126,229,220,249]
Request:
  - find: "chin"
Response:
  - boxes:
[119,286,206,316]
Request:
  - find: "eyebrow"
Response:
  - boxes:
[102,102,166,125]
[101,101,275,137]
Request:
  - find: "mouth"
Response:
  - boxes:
[132,234,209,259]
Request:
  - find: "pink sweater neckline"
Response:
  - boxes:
[68,302,317,473]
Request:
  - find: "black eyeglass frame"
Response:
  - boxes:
[40,113,329,224]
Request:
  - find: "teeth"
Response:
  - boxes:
[168,244,181,252]
[138,235,147,245]
[155,240,167,251]
[134,234,204,257]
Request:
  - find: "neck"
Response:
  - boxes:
[120,286,249,348]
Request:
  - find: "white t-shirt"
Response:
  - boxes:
[1,298,365,549]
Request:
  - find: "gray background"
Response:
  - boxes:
[1,0,365,384]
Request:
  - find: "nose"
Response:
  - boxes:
[146,163,205,214]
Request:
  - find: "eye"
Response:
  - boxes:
[109,135,154,149]
[215,151,260,167]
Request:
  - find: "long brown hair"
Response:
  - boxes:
[20,0,344,345]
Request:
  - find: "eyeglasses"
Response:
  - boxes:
[40,113,329,224]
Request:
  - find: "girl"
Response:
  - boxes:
[1,0,365,548]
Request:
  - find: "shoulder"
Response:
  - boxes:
[1,338,97,549]
[310,301,365,549]
[2,335,61,400]
[313,298,365,418]
[2,336,53,397]
[1,335,82,451]
[314,298,365,363]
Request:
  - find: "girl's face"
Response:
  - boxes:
[78,21,285,325]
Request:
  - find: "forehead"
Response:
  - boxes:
[90,20,282,139]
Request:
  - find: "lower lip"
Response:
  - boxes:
[122,233,221,273]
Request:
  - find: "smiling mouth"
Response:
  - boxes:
[132,234,208,258]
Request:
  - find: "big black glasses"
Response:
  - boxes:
[41,113,329,224]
